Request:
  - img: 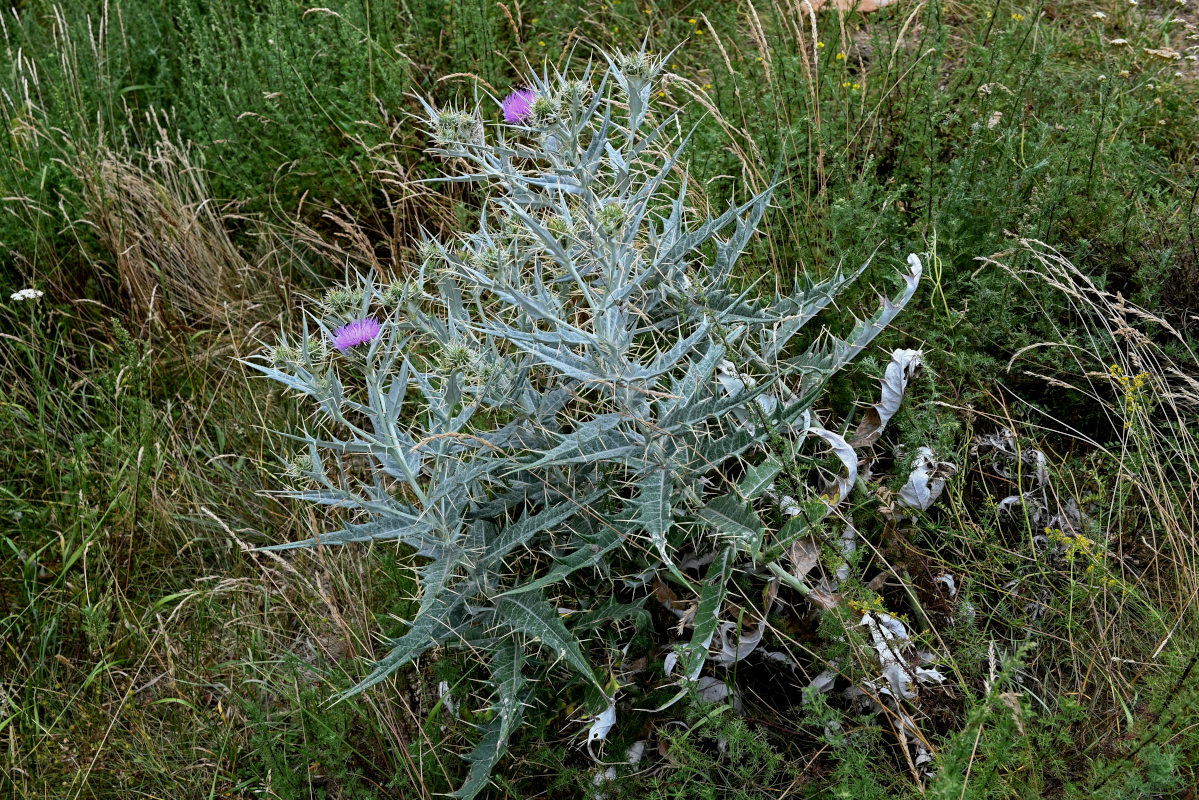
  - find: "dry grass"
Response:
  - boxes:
[67,113,252,328]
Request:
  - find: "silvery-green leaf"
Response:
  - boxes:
[526,423,646,469]
[678,547,734,681]
[345,590,466,697]
[496,592,604,696]
[260,511,440,554]
[454,638,532,800]
[695,495,762,547]
[478,488,606,571]
[637,468,674,564]
[738,457,783,501]
[492,522,626,599]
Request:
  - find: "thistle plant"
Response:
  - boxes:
[250,48,921,798]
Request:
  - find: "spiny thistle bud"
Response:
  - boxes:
[615,51,659,81]
[560,79,593,107]
[597,202,627,237]
[473,356,514,386]
[528,95,562,127]
[545,214,575,241]
[467,247,501,272]
[500,213,524,238]
[417,238,444,264]
[322,287,361,317]
[433,109,484,145]
[284,452,315,479]
[269,343,299,369]
[441,339,479,372]
[304,336,330,367]
[381,281,410,307]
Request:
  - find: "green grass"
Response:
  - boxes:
[3,0,1198,797]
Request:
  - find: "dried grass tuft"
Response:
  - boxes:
[70,112,251,328]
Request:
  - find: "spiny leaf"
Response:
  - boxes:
[738,458,783,501]
[696,494,763,545]
[260,512,439,554]
[496,591,605,697]
[637,468,674,563]
[454,638,532,800]
[524,416,646,469]
[479,487,607,571]
[344,591,463,698]
[492,522,627,599]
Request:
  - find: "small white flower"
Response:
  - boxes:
[1092,10,1106,17]
[10,288,44,302]
[1109,38,1129,46]
[1098,74,1108,81]
[1127,0,1138,5]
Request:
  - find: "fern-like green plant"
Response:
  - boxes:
[250,47,921,798]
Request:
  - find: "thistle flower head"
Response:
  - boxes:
[417,238,444,264]
[615,51,657,81]
[381,281,410,306]
[560,78,593,107]
[502,88,537,124]
[545,213,574,241]
[466,246,501,272]
[332,317,382,351]
[284,452,315,479]
[304,335,330,367]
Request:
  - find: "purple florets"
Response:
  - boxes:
[501,88,536,124]
[332,317,382,351]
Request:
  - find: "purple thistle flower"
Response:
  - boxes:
[332,317,382,351]
[501,88,536,124]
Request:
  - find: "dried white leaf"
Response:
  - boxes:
[694,676,742,712]
[762,650,798,670]
[807,668,839,695]
[861,612,917,700]
[592,765,618,800]
[587,702,617,747]
[808,422,858,505]
[711,620,765,666]
[852,349,922,448]
[896,446,957,513]
[834,521,857,583]
[789,537,821,581]
[779,495,805,517]
[437,680,457,719]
